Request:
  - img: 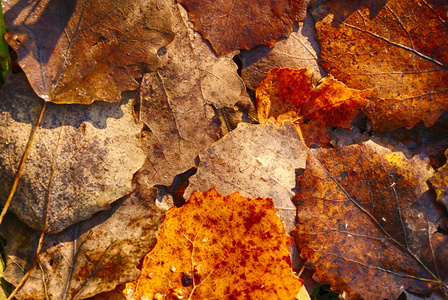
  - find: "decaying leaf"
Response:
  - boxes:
[291,140,448,299]
[311,0,448,131]
[0,74,146,233]
[2,0,174,104]
[239,13,325,90]
[124,188,309,300]
[136,4,244,187]
[177,0,311,55]
[0,184,165,300]
[430,149,448,210]
[185,121,307,232]
[256,67,371,147]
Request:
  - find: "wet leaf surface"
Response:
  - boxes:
[256,67,371,147]
[0,74,145,233]
[0,185,165,300]
[2,0,174,104]
[177,0,310,55]
[124,188,309,300]
[291,140,448,299]
[136,4,244,188]
[185,121,307,232]
[311,0,448,131]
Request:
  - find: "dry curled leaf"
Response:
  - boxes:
[124,188,309,300]
[256,67,371,147]
[136,4,244,188]
[430,149,448,210]
[239,14,325,91]
[177,0,311,55]
[291,140,448,299]
[2,0,174,104]
[0,74,146,233]
[185,121,307,232]
[311,0,448,131]
[0,185,165,300]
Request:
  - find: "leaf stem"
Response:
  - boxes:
[0,100,46,225]
[6,230,46,300]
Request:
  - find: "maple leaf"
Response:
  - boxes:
[0,74,145,233]
[311,0,448,131]
[239,14,325,91]
[2,0,174,104]
[177,0,310,55]
[124,188,309,300]
[136,4,245,188]
[184,121,307,232]
[430,149,448,211]
[256,67,371,147]
[0,185,165,300]
[291,140,448,299]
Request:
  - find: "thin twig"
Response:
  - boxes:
[0,101,46,225]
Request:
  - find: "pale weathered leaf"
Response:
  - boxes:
[1,184,165,300]
[239,13,326,91]
[185,122,308,232]
[2,0,174,104]
[136,4,245,187]
[0,74,146,233]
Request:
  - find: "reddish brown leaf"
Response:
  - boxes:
[311,0,448,131]
[256,67,371,147]
[291,140,448,299]
[124,188,309,300]
[177,0,310,55]
[2,0,174,104]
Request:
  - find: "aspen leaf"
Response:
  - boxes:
[311,0,448,131]
[124,188,309,300]
[184,121,308,232]
[291,140,448,299]
[0,185,165,300]
[136,4,244,187]
[2,0,174,104]
[256,67,371,147]
[430,149,448,211]
[0,74,145,233]
[177,0,311,55]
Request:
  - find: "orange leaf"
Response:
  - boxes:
[256,67,371,147]
[291,140,448,299]
[311,0,448,131]
[124,188,309,300]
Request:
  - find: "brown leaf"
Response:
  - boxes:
[184,121,307,232]
[239,14,325,91]
[2,0,174,104]
[0,185,165,300]
[0,74,146,233]
[136,4,245,188]
[256,67,371,147]
[124,188,309,300]
[291,140,448,299]
[311,0,448,131]
[177,0,311,55]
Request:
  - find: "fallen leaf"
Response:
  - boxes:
[291,140,448,299]
[184,121,307,232]
[239,13,325,91]
[136,4,244,187]
[2,0,174,104]
[0,74,146,233]
[177,0,311,55]
[0,184,165,300]
[124,188,309,300]
[430,149,448,210]
[256,67,371,147]
[311,0,448,131]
